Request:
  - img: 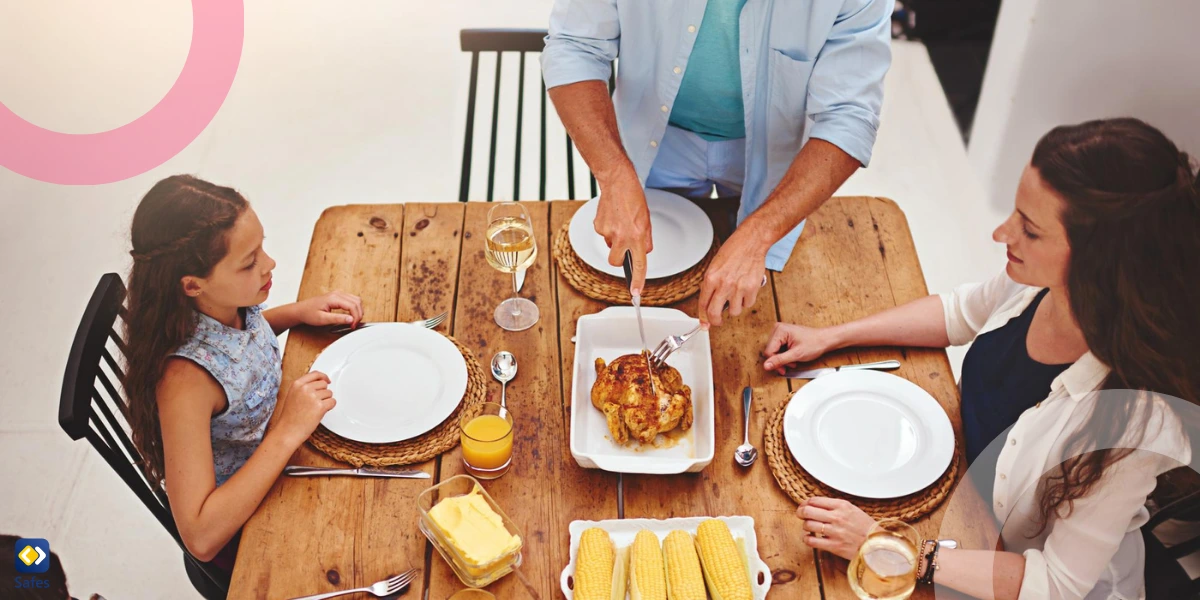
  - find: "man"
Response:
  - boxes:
[542,0,893,326]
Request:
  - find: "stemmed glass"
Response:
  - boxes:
[484,202,539,331]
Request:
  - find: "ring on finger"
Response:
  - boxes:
[819,522,828,538]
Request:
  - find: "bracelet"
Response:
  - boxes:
[914,540,934,582]
[917,539,940,585]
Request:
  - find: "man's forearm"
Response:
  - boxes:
[547,80,637,185]
[739,138,861,249]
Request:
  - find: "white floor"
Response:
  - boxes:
[0,3,1006,598]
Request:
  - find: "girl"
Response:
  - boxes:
[122,175,364,573]
[763,119,1199,599]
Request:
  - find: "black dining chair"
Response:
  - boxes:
[58,273,228,600]
[1144,482,1200,599]
[458,28,615,203]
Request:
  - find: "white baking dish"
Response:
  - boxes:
[559,515,773,599]
[570,306,714,474]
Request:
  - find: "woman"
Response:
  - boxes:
[762,118,1199,599]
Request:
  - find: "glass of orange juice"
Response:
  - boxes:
[460,403,514,479]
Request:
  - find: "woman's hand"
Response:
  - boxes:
[763,323,841,373]
[294,291,364,328]
[274,372,337,449]
[797,497,878,561]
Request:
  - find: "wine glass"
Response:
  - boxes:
[485,202,539,331]
[847,519,920,600]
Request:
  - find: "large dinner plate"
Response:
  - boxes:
[312,324,468,444]
[567,189,715,279]
[783,370,954,499]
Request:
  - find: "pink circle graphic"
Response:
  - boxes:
[0,1,244,185]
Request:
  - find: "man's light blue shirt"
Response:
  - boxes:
[542,0,893,270]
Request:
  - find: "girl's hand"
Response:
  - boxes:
[274,372,337,448]
[295,291,363,328]
[763,323,840,373]
[796,497,878,561]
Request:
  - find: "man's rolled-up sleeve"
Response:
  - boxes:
[541,0,620,90]
[806,0,893,167]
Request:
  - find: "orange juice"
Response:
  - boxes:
[461,413,514,478]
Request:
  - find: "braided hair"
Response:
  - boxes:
[123,175,248,489]
[1028,118,1200,534]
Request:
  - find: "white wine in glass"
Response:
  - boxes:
[847,519,918,600]
[485,203,539,331]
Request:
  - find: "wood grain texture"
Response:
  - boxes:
[230,205,407,599]
[773,197,995,600]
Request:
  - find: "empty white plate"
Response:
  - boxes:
[568,189,715,280]
[783,370,954,499]
[312,324,468,444]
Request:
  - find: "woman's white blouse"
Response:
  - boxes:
[940,269,1192,600]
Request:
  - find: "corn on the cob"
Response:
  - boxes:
[630,529,667,600]
[695,520,753,600]
[663,530,706,600]
[575,528,615,600]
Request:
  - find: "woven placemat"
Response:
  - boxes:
[764,402,960,522]
[307,334,487,467]
[552,222,717,306]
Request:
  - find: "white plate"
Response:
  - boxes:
[568,189,715,279]
[783,370,954,499]
[560,516,772,599]
[570,306,714,474]
[312,324,468,444]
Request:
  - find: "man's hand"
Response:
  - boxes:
[698,226,769,327]
[595,173,653,294]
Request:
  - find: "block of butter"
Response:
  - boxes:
[428,488,521,565]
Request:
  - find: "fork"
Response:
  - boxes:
[649,323,703,368]
[289,568,418,600]
[329,311,447,335]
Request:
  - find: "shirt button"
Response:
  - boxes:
[1010,439,1017,446]
[673,66,682,75]
[650,140,658,148]
[999,473,1006,480]
[687,25,696,33]
[660,105,669,113]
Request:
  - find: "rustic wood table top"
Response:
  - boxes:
[229,198,995,600]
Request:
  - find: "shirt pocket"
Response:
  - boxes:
[767,49,817,168]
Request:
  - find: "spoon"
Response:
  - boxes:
[490,351,517,416]
[735,386,758,467]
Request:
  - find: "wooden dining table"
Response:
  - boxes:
[228,197,997,600]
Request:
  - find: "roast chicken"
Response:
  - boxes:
[591,352,693,445]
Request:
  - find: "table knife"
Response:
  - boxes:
[283,466,431,479]
[782,359,901,379]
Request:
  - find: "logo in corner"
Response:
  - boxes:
[14,538,49,574]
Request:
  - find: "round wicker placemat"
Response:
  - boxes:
[307,334,487,467]
[764,402,960,522]
[552,222,717,306]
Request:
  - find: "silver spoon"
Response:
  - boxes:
[735,386,758,467]
[491,351,517,416]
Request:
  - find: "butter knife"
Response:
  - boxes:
[623,249,658,396]
[283,466,431,479]
[782,360,901,379]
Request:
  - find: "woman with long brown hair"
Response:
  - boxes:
[763,118,1199,599]
[123,175,364,574]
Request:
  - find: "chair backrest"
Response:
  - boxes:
[59,273,226,593]
[1144,486,1200,598]
[458,28,615,203]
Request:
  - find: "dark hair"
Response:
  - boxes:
[122,175,248,489]
[1,534,70,599]
[1030,118,1200,531]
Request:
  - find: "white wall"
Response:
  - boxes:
[969,0,1200,209]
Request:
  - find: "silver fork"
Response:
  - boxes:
[289,568,418,600]
[649,323,703,368]
[330,311,447,335]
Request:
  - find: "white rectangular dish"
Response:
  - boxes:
[570,306,714,474]
[558,515,772,599]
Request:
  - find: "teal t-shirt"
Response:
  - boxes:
[668,0,749,141]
